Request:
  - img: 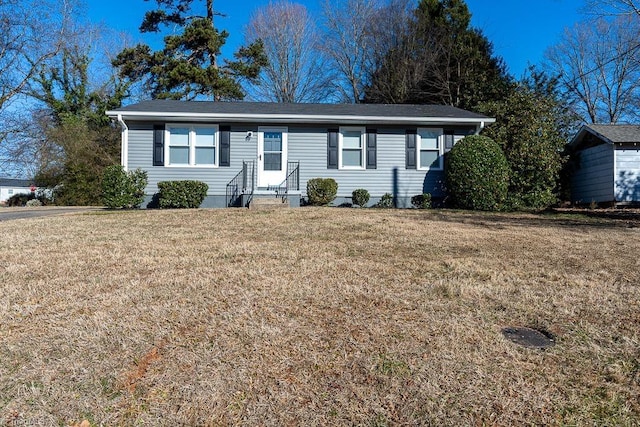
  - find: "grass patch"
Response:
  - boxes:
[0,208,639,425]
[375,353,410,377]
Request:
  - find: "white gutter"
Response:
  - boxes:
[106,110,495,126]
[116,114,129,171]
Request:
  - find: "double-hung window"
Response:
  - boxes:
[417,128,443,170]
[166,125,219,167]
[339,126,366,169]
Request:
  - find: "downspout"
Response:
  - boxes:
[475,120,486,135]
[117,114,129,171]
[612,142,617,204]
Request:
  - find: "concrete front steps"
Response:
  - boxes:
[249,196,289,210]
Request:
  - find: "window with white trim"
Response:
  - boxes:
[166,125,219,167]
[417,128,443,170]
[339,126,366,169]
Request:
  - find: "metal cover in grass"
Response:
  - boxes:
[501,327,555,349]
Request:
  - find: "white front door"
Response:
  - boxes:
[257,127,288,188]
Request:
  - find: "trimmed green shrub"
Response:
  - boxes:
[307,178,338,206]
[445,135,510,211]
[411,193,432,209]
[375,192,394,208]
[352,188,370,207]
[6,192,34,207]
[157,180,208,208]
[6,190,54,206]
[102,165,148,209]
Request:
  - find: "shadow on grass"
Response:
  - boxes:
[402,208,640,230]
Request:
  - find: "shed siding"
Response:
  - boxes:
[127,122,475,206]
[571,143,614,203]
[614,147,640,202]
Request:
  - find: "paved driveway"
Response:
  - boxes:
[0,206,105,222]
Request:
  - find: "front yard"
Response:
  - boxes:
[1,208,639,425]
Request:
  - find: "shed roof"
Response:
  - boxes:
[571,124,640,147]
[107,100,494,126]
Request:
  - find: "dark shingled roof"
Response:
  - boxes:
[585,124,640,143]
[0,178,33,187]
[570,124,640,148]
[109,100,491,120]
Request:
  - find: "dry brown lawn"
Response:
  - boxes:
[1,208,639,426]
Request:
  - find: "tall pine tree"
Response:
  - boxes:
[365,0,510,109]
[113,0,267,101]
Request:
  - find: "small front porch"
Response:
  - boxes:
[226,160,301,208]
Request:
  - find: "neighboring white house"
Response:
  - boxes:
[0,178,35,204]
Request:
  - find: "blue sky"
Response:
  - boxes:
[87,0,586,79]
[465,0,585,78]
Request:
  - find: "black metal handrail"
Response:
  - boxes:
[285,161,300,192]
[225,168,243,207]
[244,160,255,206]
[270,161,300,201]
[226,161,255,207]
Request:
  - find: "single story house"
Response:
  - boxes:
[106,101,495,208]
[569,124,640,205]
[0,178,35,204]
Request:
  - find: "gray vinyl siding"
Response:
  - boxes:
[127,123,257,195]
[127,122,474,207]
[571,143,614,203]
[288,126,455,202]
[614,147,640,202]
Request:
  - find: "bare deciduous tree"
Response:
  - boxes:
[363,0,420,103]
[0,109,59,179]
[321,0,381,103]
[545,15,640,123]
[585,0,640,16]
[0,0,65,112]
[1,0,127,179]
[243,1,333,103]
[0,0,70,177]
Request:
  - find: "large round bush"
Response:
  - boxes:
[307,178,338,206]
[445,135,510,211]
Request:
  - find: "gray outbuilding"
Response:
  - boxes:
[569,124,640,205]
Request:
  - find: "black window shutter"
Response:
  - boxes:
[153,124,164,166]
[219,126,230,167]
[406,129,417,169]
[327,128,338,169]
[444,130,454,153]
[366,129,377,169]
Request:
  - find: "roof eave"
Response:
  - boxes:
[569,124,615,148]
[105,110,495,126]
